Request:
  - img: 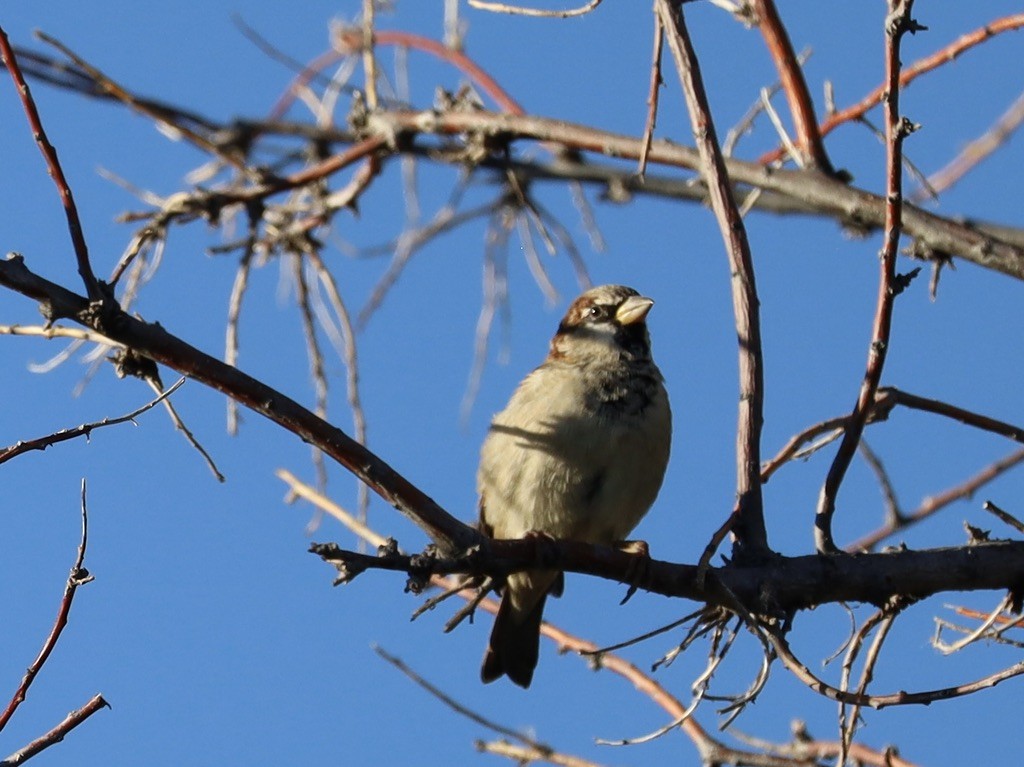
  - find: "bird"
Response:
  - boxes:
[477,284,671,687]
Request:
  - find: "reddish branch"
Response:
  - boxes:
[751,0,833,171]
[919,89,1024,199]
[271,27,525,121]
[0,482,95,734]
[849,447,1024,552]
[656,0,768,559]
[11,37,1024,277]
[815,1,920,553]
[2,693,109,765]
[884,388,1024,442]
[637,13,665,178]
[760,12,1024,166]
[0,26,99,299]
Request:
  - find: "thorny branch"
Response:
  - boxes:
[0,378,185,465]
[0,482,108,765]
[815,0,922,553]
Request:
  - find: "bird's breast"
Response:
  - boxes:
[478,364,670,544]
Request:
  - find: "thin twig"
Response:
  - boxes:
[638,13,664,179]
[730,722,923,767]
[467,0,603,18]
[842,601,906,763]
[916,89,1024,199]
[0,480,96,733]
[375,646,531,742]
[306,250,370,531]
[292,253,330,493]
[656,0,768,559]
[0,378,185,465]
[0,323,119,348]
[723,49,813,158]
[1,693,109,766]
[751,0,833,171]
[460,211,510,423]
[815,1,920,553]
[476,740,606,767]
[143,376,226,482]
[849,447,1024,552]
[36,31,252,178]
[0,27,99,298]
[759,87,803,167]
[933,594,1012,655]
[357,195,493,329]
[883,386,1024,444]
[759,12,1024,165]
[361,0,379,110]
[579,609,704,656]
[982,500,1024,535]
[224,222,256,436]
[858,439,903,527]
[769,624,1024,708]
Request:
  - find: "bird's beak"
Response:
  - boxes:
[615,295,654,326]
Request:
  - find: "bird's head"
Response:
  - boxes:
[550,284,656,364]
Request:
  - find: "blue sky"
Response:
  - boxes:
[2,2,1024,765]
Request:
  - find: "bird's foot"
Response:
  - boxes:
[523,529,562,568]
[615,539,651,605]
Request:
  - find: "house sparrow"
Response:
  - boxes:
[478,284,671,687]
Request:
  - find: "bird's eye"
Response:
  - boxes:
[586,305,607,320]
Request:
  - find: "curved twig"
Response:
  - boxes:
[769,623,1024,708]
[467,0,603,18]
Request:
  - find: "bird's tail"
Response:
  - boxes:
[481,570,559,688]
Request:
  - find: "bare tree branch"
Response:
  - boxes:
[656,0,768,559]
[0,253,477,553]
[750,0,833,172]
[759,12,1024,165]
[0,378,185,465]
[0,26,99,298]
[0,481,97,735]
[815,1,922,553]
[1,694,109,766]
